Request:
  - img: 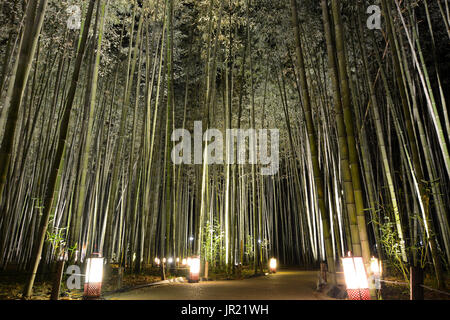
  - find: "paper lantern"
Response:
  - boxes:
[269,258,277,273]
[370,257,382,290]
[370,257,382,276]
[342,255,370,300]
[84,253,104,299]
[189,256,201,283]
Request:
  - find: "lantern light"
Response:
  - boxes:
[269,258,277,273]
[370,257,382,276]
[84,253,104,299]
[155,257,160,266]
[163,257,166,264]
[189,256,201,283]
[342,254,370,300]
[168,257,173,264]
[370,257,382,290]
[176,257,180,263]
[182,258,187,266]
[187,257,192,267]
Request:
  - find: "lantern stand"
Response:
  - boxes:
[342,252,371,300]
[204,261,209,281]
[160,258,167,281]
[83,253,104,300]
[369,257,382,299]
[320,262,327,283]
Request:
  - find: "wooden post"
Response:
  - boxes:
[50,260,65,300]
[240,239,244,264]
[204,261,209,280]
[410,266,424,300]
[117,267,123,290]
[161,263,166,280]
[320,262,327,283]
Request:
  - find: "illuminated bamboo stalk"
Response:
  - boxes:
[355,11,408,263]
[365,13,447,287]
[74,0,108,254]
[23,0,95,298]
[392,0,450,180]
[0,0,48,209]
[103,0,142,257]
[321,0,362,258]
[330,0,371,265]
[290,0,336,282]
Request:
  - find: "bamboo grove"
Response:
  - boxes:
[0,0,448,297]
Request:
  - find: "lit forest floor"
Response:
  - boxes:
[1,268,449,300]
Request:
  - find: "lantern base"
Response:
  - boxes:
[84,282,102,299]
[189,273,199,283]
[82,295,104,300]
[346,288,371,300]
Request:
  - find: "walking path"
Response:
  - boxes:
[108,270,333,300]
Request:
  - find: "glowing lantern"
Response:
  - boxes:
[187,257,192,267]
[370,257,382,289]
[269,258,277,273]
[163,257,166,264]
[168,257,173,264]
[370,257,382,276]
[189,256,201,283]
[155,257,160,266]
[342,254,370,300]
[84,253,104,299]
[182,258,187,266]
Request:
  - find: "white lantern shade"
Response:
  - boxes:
[187,257,192,267]
[269,258,277,270]
[342,256,369,289]
[190,257,200,274]
[85,256,104,284]
[168,257,173,264]
[182,258,187,265]
[370,257,382,276]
